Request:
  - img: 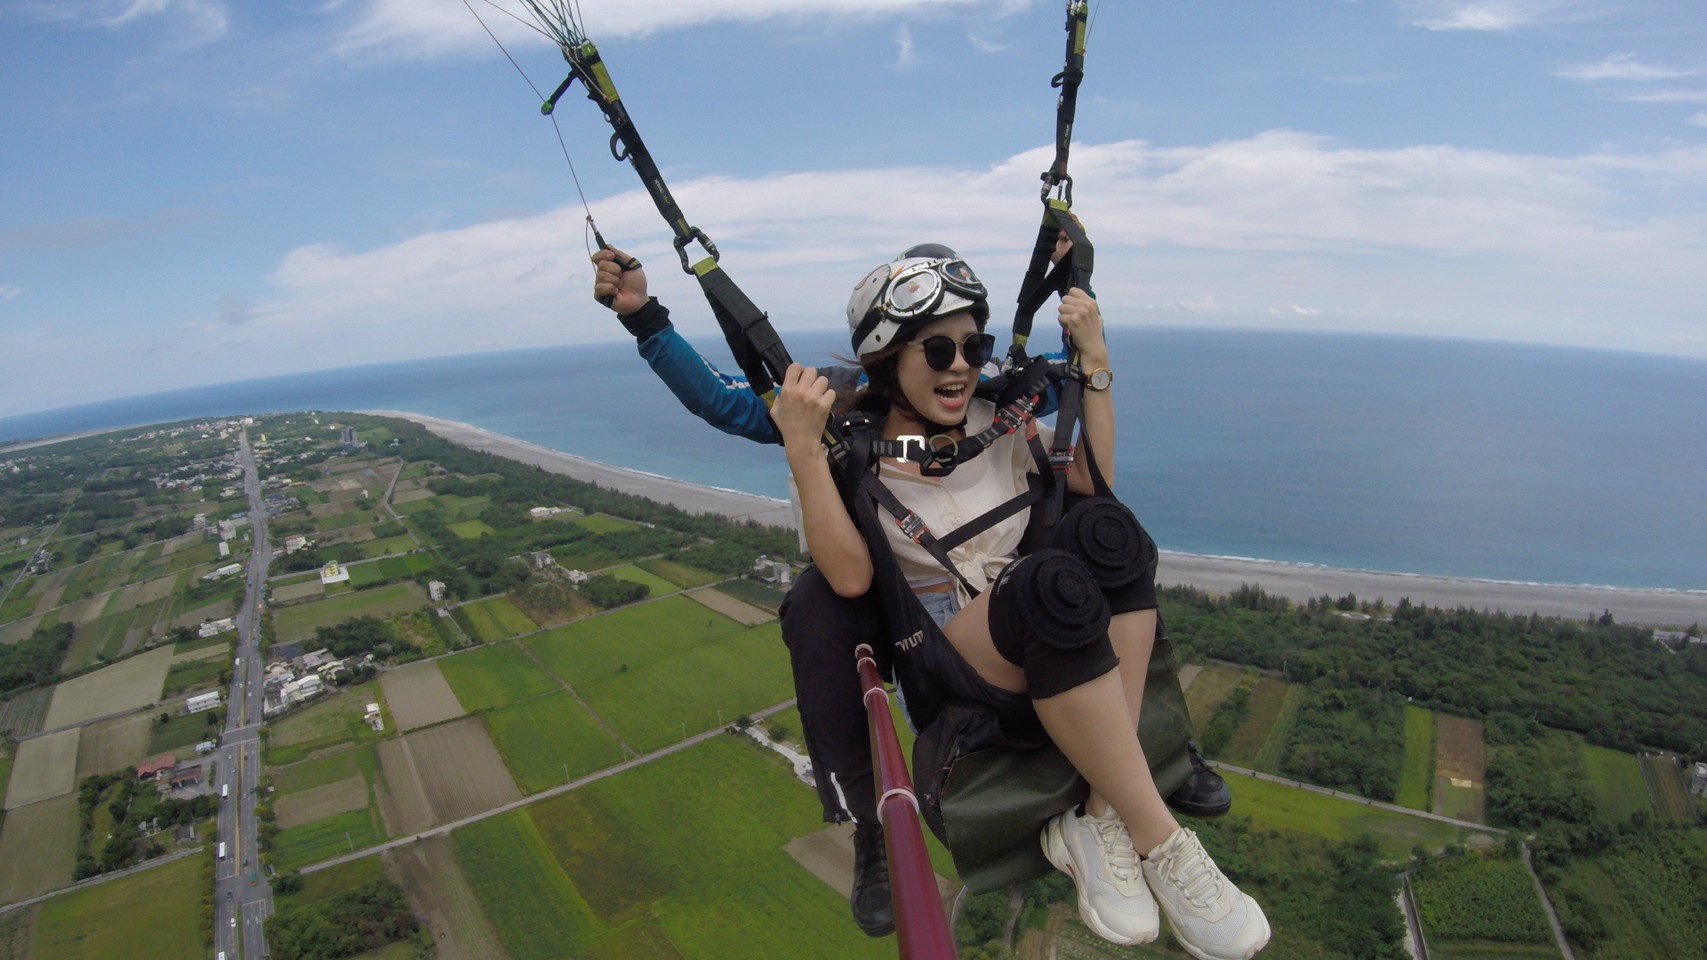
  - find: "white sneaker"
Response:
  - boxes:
[1041,807,1159,945]
[1142,827,1271,960]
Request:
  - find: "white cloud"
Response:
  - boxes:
[1612,89,1707,105]
[1690,112,1707,129]
[894,24,917,68]
[29,0,231,45]
[338,0,1005,59]
[1404,0,1597,32]
[1556,53,1701,83]
[0,285,22,302]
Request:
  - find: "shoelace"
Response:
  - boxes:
[1090,815,1141,882]
[1157,834,1224,907]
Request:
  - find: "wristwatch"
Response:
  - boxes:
[1085,367,1114,391]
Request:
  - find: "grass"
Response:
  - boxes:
[272,581,427,642]
[573,514,638,534]
[452,736,896,960]
[1397,705,1437,811]
[1219,770,1491,859]
[1250,683,1305,773]
[148,710,220,755]
[483,691,627,793]
[161,656,224,696]
[30,851,204,960]
[454,810,600,960]
[636,557,719,589]
[1183,662,1247,732]
[1223,676,1291,767]
[458,596,537,643]
[273,743,376,795]
[267,683,391,766]
[1636,753,1694,822]
[360,532,419,556]
[447,519,495,540]
[438,642,562,714]
[274,806,385,871]
[1578,743,1649,824]
[524,598,793,752]
[605,564,678,597]
[712,578,786,613]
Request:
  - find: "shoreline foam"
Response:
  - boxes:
[378,409,1705,626]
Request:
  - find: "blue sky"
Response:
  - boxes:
[3,0,1704,417]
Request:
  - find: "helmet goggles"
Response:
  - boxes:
[878,258,986,321]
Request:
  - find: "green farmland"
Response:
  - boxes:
[524,598,793,752]
[272,581,429,642]
[606,564,679,597]
[1579,743,1649,824]
[455,736,895,960]
[274,806,386,872]
[1396,705,1436,811]
[438,641,561,714]
[1220,771,1494,859]
[458,596,537,643]
[483,691,627,792]
[29,852,205,960]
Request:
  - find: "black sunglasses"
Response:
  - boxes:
[913,333,997,372]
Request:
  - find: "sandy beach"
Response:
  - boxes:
[380,410,1706,628]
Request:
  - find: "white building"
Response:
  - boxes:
[319,560,350,585]
[197,618,235,638]
[203,563,243,581]
[185,691,222,714]
[428,580,446,602]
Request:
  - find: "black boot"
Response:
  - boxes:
[1163,743,1232,818]
[850,821,895,937]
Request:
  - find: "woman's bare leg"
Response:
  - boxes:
[944,598,1178,851]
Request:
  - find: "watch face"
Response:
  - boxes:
[1089,369,1112,390]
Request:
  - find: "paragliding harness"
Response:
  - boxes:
[510,0,1195,902]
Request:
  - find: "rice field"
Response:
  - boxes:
[438,642,561,714]
[605,564,678,597]
[482,691,627,792]
[452,736,896,960]
[1637,753,1695,823]
[457,596,537,643]
[447,520,495,540]
[28,848,204,959]
[274,806,387,871]
[636,557,719,589]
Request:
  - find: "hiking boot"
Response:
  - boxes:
[1142,827,1271,960]
[850,821,895,937]
[1041,807,1159,945]
[1165,744,1233,819]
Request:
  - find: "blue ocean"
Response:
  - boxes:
[3,328,1703,592]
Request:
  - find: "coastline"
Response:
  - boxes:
[379,410,1706,628]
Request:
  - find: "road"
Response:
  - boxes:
[213,429,274,960]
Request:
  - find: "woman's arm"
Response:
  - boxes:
[774,363,874,597]
[1058,287,1115,495]
[592,248,782,444]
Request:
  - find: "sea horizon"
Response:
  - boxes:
[4,328,1705,593]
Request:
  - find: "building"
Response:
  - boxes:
[529,506,568,519]
[319,560,350,585]
[365,703,384,732]
[185,691,222,714]
[753,555,792,585]
[167,765,203,789]
[217,541,230,558]
[202,562,242,581]
[1691,762,1707,798]
[198,617,235,638]
[428,580,446,602]
[136,755,176,781]
[282,534,310,554]
[195,739,218,755]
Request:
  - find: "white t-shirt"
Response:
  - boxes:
[790,398,1053,607]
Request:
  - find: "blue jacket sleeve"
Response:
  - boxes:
[623,300,782,445]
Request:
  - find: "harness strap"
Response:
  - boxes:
[857,472,981,599]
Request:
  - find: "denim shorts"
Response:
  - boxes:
[916,589,961,629]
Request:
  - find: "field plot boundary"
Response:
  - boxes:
[1396,705,1437,811]
[276,774,370,830]
[1433,713,1486,824]
[0,794,79,904]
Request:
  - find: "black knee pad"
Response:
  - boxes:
[1050,499,1158,614]
[987,549,1117,699]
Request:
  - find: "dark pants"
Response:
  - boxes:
[779,565,887,825]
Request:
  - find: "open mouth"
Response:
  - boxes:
[934,382,968,408]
